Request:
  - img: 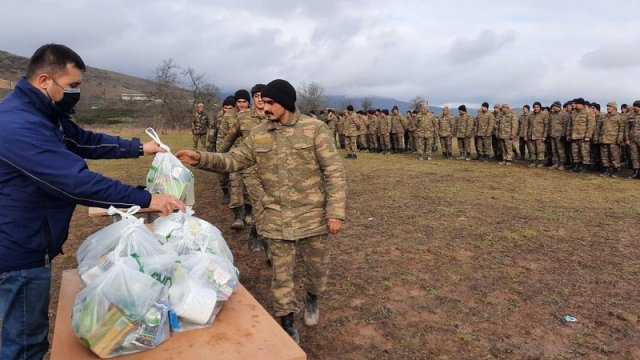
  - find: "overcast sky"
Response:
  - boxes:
[2,0,639,107]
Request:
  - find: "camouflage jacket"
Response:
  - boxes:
[568,107,596,140]
[216,109,238,150]
[326,113,338,131]
[344,113,359,137]
[407,115,418,132]
[456,113,474,138]
[437,114,454,137]
[496,111,518,139]
[367,115,379,134]
[527,111,548,140]
[192,112,210,135]
[196,111,347,240]
[518,113,530,138]
[218,108,267,153]
[416,112,438,138]
[378,115,392,135]
[390,115,405,133]
[336,116,345,134]
[599,112,624,145]
[476,111,495,137]
[548,110,569,138]
[355,115,367,135]
[625,112,640,142]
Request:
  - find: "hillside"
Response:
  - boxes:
[0,50,187,102]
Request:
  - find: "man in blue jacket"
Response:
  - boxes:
[0,44,186,360]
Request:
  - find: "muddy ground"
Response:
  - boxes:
[47,133,640,359]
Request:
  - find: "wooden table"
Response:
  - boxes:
[50,270,306,360]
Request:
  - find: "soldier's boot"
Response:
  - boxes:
[222,188,230,204]
[344,154,352,159]
[600,167,611,177]
[571,163,581,172]
[244,204,253,224]
[557,164,565,171]
[536,160,544,168]
[248,225,264,252]
[630,169,640,179]
[352,154,358,160]
[528,160,536,168]
[280,313,299,343]
[262,238,272,266]
[303,292,319,326]
[550,162,559,170]
[418,155,424,161]
[426,155,432,160]
[506,160,512,166]
[230,206,245,230]
[448,151,453,159]
[579,164,589,173]
[465,153,471,161]
[611,167,619,178]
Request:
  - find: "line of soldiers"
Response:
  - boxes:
[317,99,640,178]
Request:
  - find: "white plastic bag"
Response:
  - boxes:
[153,209,233,263]
[144,128,195,206]
[72,260,170,358]
[167,261,219,331]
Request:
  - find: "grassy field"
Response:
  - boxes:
[49,130,640,359]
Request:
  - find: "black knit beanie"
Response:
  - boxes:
[458,105,467,112]
[261,79,297,112]
[481,102,489,109]
[346,105,354,111]
[633,100,640,108]
[234,89,251,103]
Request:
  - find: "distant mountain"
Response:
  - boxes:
[0,50,189,103]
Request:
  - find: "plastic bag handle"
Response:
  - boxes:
[107,205,141,219]
[145,127,171,152]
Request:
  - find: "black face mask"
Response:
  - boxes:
[55,87,81,114]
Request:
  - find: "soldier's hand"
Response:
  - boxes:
[175,150,201,165]
[149,194,186,216]
[327,218,343,235]
[142,140,166,156]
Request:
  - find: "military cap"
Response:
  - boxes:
[606,101,617,109]
[633,100,640,108]
[552,101,562,108]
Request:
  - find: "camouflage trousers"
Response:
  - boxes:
[406,131,416,151]
[457,137,471,157]
[439,136,452,155]
[267,235,330,317]
[601,144,621,168]
[380,133,391,150]
[338,134,345,149]
[229,171,245,209]
[629,140,640,169]
[550,137,566,165]
[392,132,405,150]
[345,136,358,156]
[479,136,492,157]
[218,173,229,198]
[358,134,368,149]
[416,136,434,158]
[192,133,207,150]
[527,139,545,161]
[571,139,591,164]
[242,165,265,229]
[368,133,379,150]
[498,139,513,161]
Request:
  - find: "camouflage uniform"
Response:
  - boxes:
[496,109,518,162]
[518,113,529,160]
[195,111,346,317]
[476,111,495,159]
[406,113,418,152]
[337,115,345,149]
[416,110,438,160]
[379,114,392,153]
[218,108,268,229]
[568,106,596,167]
[456,112,474,160]
[192,111,210,149]
[216,109,237,203]
[599,110,624,170]
[344,112,359,157]
[548,109,569,168]
[438,113,454,158]
[207,109,222,152]
[326,112,338,148]
[626,111,640,172]
[527,111,548,166]
[356,114,369,151]
[391,113,405,151]
[367,114,379,151]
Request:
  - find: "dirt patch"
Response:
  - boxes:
[47,135,640,359]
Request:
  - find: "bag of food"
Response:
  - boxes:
[153,209,233,263]
[144,128,195,206]
[72,260,170,358]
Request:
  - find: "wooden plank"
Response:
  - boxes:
[51,270,306,360]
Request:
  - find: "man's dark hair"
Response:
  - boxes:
[26,44,86,79]
[251,83,265,96]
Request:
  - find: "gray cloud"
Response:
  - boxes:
[580,42,640,69]
[448,29,516,65]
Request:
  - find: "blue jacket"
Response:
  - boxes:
[0,78,152,273]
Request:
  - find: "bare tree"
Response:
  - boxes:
[297,81,327,114]
[197,83,220,109]
[361,98,373,112]
[183,66,204,110]
[410,95,427,112]
[183,66,220,111]
[153,58,189,130]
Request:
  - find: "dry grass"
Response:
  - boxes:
[48,131,640,359]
